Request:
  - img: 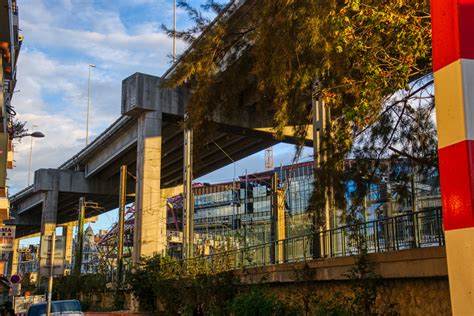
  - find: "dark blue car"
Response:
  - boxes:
[27,300,83,316]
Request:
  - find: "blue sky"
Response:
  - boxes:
[11,0,313,243]
[12,0,201,192]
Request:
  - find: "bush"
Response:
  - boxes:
[229,288,299,316]
[53,273,107,301]
[312,292,353,316]
[128,255,240,314]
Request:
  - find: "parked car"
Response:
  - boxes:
[27,299,83,316]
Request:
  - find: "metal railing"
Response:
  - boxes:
[168,209,444,274]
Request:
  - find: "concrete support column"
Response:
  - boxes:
[133,109,164,262]
[38,183,59,282]
[431,1,474,314]
[63,224,74,273]
[11,238,19,275]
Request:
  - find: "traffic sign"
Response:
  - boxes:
[10,274,20,284]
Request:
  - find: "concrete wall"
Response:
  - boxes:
[239,247,447,283]
[78,291,140,313]
[240,247,451,315]
[81,277,450,315]
[80,248,451,314]
[269,277,451,316]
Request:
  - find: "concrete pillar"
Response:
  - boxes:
[133,109,164,262]
[38,183,59,282]
[11,238,19,275]
[63,224,74,273]
[431,1,474,314]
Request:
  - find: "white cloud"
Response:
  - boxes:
[9,112,86,193]
[9,0,188,193]
[12,0,231,239]
[8,0,237,196]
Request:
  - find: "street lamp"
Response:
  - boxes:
[26,128,45,186]
[86,64,96,146]
[173,0,177,62]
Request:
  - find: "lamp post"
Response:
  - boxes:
[173,0,177,62]
[86,64,96,146]
[25,130,45,186]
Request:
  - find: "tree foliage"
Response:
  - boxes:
[164,0,430,140]
[53,273,107,300]
[163,1,433,218]
[229,287,299,316]
[9,118,28,140]
[127,255,239,314]
[341,75,436,212]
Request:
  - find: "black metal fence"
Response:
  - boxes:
[173,209,444,274]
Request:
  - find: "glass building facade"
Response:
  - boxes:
[166,160,442,258]
[167,162,318,257]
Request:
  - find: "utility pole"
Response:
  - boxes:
[46,231,56,316]
[75,198,102,275]
[86,64,96,146]
[27,124,38,186]
[117,165,127,284]
[75,197,86,275]
[270,172,278,264]
[411,173,419,247]
[183,125,194,260]
[312,79,323,258]
[173,0,177,62]
[244,169,248,214]
[270,172,286,264]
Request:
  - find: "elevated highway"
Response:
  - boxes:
[8,72,314,276]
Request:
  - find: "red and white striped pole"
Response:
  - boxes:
[431,1,474,314]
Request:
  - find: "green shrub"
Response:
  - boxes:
[312,292,353,316]
[229,288,299,316]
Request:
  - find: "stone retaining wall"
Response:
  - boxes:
[268,277,451,315]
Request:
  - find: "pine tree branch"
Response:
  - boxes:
[354,77,434,139]
[388,146,437,167]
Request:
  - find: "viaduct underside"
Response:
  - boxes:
[9,72,314,277]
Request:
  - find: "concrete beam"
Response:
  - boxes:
[219,124,314,147]
[160,87,187,116]
[14,191,43,214]
[5,215,42,226]
[122,73,162,115]
[122,73,280,130]
[84,120,138,178]
[33,169,117,196]
[58,116,134,171]
[122,73,189,117]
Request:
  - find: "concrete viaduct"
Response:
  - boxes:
[8,72,313,275]
[8,0,474,312]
